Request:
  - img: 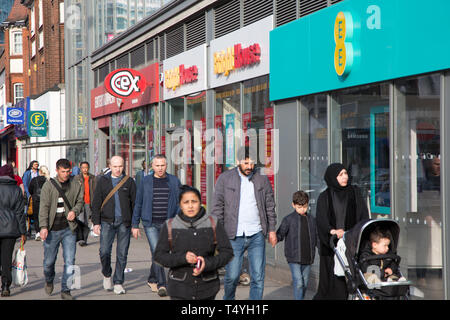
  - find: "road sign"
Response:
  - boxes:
[6,107,25,124]
[28,111,47,137]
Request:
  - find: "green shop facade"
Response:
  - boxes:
[270,0,450,299]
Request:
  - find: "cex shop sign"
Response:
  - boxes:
[105,68,147,99]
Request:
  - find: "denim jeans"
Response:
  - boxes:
[99,220,131,285]
[224,231,266,300]
[288,263,311,300]
[144,224,166,288]
[43,227,77,292]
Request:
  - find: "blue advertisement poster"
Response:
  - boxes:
[225,113,235,167]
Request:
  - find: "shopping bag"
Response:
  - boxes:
[12,241,28,287]
[27,197,33,216]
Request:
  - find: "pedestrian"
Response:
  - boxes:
[154,185,233,300]
[135,159,147,190]
[29,165,50,241]
[210,146,277,300]
[74,161,96,247]
[9,162,24,196]
[132,154,181,297]
[0,164,27,297]
[313,163,369,300]
[276,191,316,300]
[92,155,136,295]
[22,160,39,199]
[39,159,84,300]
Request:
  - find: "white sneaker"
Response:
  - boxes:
[103,277,113,291]
[90,231,99,237]
[35,232,41,241]
[114,284,126,295]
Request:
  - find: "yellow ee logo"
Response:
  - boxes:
[30,112,45,127]
[334,11,354,78]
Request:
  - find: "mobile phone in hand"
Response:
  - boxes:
[196,259,202,270]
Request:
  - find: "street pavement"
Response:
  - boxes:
[4,229,308,300]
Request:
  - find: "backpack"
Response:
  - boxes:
[167,215,217,251]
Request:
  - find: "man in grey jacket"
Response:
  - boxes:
[210,146,277,300]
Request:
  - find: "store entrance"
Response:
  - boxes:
[331,84,390,217]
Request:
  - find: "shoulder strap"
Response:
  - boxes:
[167,218,174,251]
[101,175,130,211]
[50,178,73,211]
[209,216,217,245]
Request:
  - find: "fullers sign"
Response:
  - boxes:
[105,68,147,99]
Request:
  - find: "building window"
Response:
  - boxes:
[14,83,24,105]
[31,6,36,36]
[11,31,22,55]
[31,40,36,57]
[38,0,43,28]
[39,31,44,50]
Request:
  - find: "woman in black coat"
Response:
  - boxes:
[0,164,27,297]
[154,185,233,300]
[313,163,369,300]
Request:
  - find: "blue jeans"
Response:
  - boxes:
[99,220,131,285]
[288,263,311,300]
[43,227,77,292]
[144,224,166,288]
[224,231,266,300]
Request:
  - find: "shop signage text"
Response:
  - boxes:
[214,43,261,76]
[105,68,147,99]
[7,107,24,124]
[165,64,199,91]
[28,111,47,137]
[334,11,354,78]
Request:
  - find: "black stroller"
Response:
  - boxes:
[332,219,412,300]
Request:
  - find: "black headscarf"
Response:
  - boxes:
[323,163,355,230]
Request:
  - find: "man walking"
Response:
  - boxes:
[23,160,39,199]
[211,146,277,300]
[39,159,84,300]
[92,156,136,295]
[74,161,96,246]
[132,154,181,297]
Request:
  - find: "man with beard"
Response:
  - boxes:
[210,146,277,300]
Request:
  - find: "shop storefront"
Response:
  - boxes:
[270,0,450,299]
[90,62,160,176]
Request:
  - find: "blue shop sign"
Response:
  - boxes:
[6,107,25,124]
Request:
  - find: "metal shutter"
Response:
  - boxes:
[116,53,129,69]
[166,25,184,59]
[299,0,327,17]
[330,0,343,4]
[99,63,109,84]
[214,0,241,39]
[186,14,206,50]
[159,35,165,61]
[147,39,155,63]
[276,0,297,27]
[130,45,145,68]
[94,68,99,87]
[243,0,273,26]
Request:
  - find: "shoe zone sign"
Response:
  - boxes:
[6,107,25,124]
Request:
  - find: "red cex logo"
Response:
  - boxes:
[105,68,147,99]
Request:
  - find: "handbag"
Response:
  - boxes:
[49,179,90,242]
[27,196,33,216]
[12,239,28,287]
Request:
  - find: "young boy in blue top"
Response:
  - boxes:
[276,191,317,300]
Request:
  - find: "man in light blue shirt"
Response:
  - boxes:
[211,146,277,300]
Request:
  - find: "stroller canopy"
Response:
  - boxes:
[344,219,400,261]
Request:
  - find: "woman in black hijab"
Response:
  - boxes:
[313,163,369,300]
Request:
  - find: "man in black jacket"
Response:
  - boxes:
[92,156,136,295]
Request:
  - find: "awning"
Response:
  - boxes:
[0,124,14,138]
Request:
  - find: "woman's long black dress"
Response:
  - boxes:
[313,163,369,300]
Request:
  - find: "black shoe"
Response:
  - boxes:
[1,286,10,297]
[45,282,53,296]
[157,286,167,297]
[78,241,87,247]
[61,291,74,300]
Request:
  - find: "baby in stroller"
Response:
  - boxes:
[359,226,406,284]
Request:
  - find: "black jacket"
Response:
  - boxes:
[0,176,26,238]
[316,186,369,256]
[154,208,233,300]
[91,173,136,227]
[277,211,317,264]
[359,242,400,279]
